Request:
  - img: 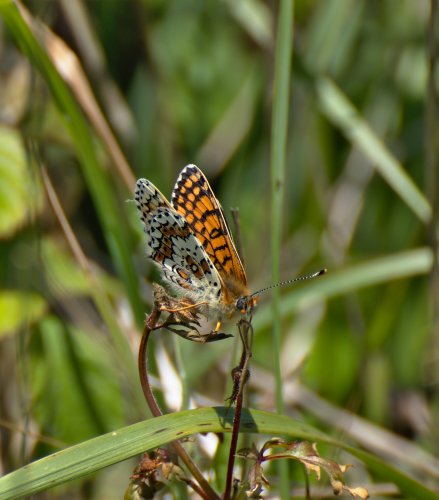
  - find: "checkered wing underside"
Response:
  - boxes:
[135,179,222,296]
[171,165,247,287]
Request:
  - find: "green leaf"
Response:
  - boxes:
[0,408,436,500]
[41,238,122,297]
[0,290,47,337]
[0,124,43,237]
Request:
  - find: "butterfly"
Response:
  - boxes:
[135,164,257,337]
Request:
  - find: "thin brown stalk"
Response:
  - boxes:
[41,165,91,274]
[138,311,220,500]
[223,318,253,500]
[181,477,213,499]
[0,418,66,449]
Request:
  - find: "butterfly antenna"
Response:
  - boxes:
[250,268,327,298]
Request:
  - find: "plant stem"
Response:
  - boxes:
[270,0,294,497]
[426,0,439,449]
[223,318,253,500]
[138,311,220,500]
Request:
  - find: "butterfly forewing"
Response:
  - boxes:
[171,165,247,287]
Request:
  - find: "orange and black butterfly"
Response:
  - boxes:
[135,164,256,333]
[135,164,325,334]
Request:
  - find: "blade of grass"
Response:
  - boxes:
[305,0,364,75]
[270,1,294,496]
[270,1,292,411]
[317,77,431,223]
[0,407,436,500]
[426,0,439,407]
[0,0,144,324]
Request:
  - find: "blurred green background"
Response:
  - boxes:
[0,0,438,498]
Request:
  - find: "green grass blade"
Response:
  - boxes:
[305,0,364,75]
[317,77,431,223]
[0,407,436,500]
[270,1,294,495]
[270,0,293,407]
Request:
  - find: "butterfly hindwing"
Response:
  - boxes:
[135,181,222,297]
[135,178,171,222]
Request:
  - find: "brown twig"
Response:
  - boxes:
[224,317,254,500]
[138,308,163,416]
[181,477,213,499]
[138,307,220,500]
[41,165,91,274]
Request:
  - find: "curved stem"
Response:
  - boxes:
[138,309,220,500]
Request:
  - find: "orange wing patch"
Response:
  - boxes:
[171,165,247,288]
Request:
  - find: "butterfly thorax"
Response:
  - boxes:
[213,276,257,319]
[171,275,250,318]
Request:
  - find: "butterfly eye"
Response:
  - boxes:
[236,297,248,313]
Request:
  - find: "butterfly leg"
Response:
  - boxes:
[199,320,227,342]
[177,318,227,342]
[159,301,208,314]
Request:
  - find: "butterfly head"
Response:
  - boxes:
[236,295,258,315]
